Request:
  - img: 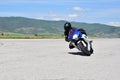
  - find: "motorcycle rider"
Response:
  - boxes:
[64,22,91,51]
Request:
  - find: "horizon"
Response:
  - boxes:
[1,16,120,27]
[0,0,120,26]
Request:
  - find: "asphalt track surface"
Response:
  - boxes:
[0,39,120,80]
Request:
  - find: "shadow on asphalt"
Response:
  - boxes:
[68,52,89,56]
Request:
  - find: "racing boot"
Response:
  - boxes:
[69,42,75,49]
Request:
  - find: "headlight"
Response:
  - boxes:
[73,34,78,40]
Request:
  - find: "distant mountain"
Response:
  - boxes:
[0,17,120,38]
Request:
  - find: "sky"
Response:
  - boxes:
[0,0,120,26]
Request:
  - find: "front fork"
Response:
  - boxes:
[81,34,91,51]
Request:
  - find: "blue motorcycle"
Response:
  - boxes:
[68,29,93,56]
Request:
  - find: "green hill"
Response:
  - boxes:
[0,17,120,38]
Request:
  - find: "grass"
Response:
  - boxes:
[0,35,64,39]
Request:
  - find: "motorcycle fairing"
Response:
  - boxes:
[68,28,82,41]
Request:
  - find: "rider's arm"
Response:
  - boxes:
[64,31,69,42]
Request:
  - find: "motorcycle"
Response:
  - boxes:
[68,29,93,56]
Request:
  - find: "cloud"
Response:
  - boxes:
[68,14,78,18]
[73,7,84,12]
[52,17,66,21]
[35,17,44,20]
[51,13,79,21]
[49,12,57,17]
[50,13,79,21]
[107,22,120,27]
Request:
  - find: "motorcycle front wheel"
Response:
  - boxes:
[77,41,92,56]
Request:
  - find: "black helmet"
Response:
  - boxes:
[64,22,72,31]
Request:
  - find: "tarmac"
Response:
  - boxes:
[0,39,120,80]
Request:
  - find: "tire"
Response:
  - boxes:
[90,47,93,53]
[77,41,91,56]
[89,41,94,53]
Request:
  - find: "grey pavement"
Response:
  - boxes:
[0,39,120,80]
